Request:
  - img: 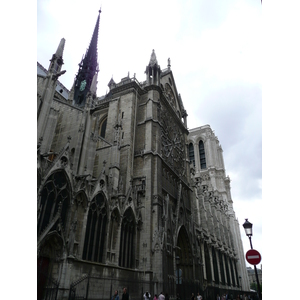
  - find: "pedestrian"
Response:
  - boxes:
[122,287,129,300]
[216,294,220,300]
[197,292,202,300]
[191,293,195,300]
[154,295,158,300]
[144,292,151,300]
[158,292,165,300]
[111,290,119,300]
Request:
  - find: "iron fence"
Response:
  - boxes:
[37,269,59,300]
[69,274,153,300]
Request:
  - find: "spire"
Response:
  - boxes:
[149,49,158,67]
[145,49,161,86]
[56,38,65,59]
[48,38,65,74]
[73,9,101,107]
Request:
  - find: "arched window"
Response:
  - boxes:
[82,193,107,263]
[204,242,212,282]
[199,140,206,169]
[119,208,135,268]
[229,258,236,286]
[37,171,70,237]
[212,247,219,284]
[188,143,195,167]
[219,251,226,284]
[100,117,107,138]
[224,255,231,285]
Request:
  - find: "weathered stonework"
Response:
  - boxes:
[37,12,249,300]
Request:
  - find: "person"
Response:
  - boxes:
[158,292,165,300]
[197,292,202,300]
[144,292,151,300]
[216,294,220,300]
[122,287,129,300]
[112,290,119,300]
[154,295,158,300]
[191,293,195,300]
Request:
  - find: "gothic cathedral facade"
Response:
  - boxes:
[37,10,249,300]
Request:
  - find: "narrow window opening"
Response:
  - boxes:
[199,140,206,169]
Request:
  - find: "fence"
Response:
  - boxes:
[69,274,153,300]
[37,269,59,300]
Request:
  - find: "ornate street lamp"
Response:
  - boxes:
[242,219,262,300]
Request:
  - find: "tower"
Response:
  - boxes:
[73,9,101,107]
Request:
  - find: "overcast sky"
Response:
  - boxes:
[37,0,262,269]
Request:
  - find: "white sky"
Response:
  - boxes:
[37,0,262,270]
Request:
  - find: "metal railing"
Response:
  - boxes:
[69,274,153,300]
[37,269,59,300]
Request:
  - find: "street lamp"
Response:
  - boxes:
[242,219,262,300]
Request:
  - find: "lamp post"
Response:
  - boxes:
[242,219,262,300]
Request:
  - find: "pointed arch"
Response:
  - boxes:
[212,247,219,284]
[99,116,107,138]
[176,226,193,282]
[119,208,136,268]
[229,258,236,286]
[224,255,231,285]
[82,192,108,263]
[37,170,71,237]
[204,242,212,282]
[219,251,226,284]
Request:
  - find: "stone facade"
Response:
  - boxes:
[37,10,249,300]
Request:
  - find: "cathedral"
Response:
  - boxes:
[37,9,249,300]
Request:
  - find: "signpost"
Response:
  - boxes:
[245,249,261,265]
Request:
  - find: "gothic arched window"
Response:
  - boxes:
[119,208,135,268]
[204,242,212,282]
[37,171,71,237]
[188,143,195,167]
[82,193,107,263]
[199,140,206,169]
[100,117,107,138]
[229,258,236,286]
[225,255,231,285]
[212,247,219,284]
[219,251,226,284]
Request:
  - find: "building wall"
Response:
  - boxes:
[37,50,249,300]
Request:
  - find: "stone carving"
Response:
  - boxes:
[152,227,163,253]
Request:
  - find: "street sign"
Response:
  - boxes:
[245,249,261,265]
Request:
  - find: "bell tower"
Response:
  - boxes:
[73,9,101,107]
